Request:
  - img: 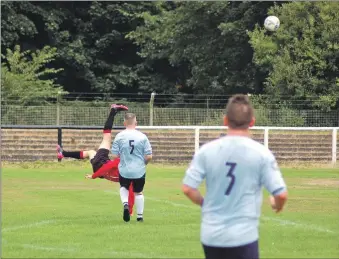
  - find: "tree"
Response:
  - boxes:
[1,2,39,49]
[1,45,65,105]
[249,2,339,110]
[27,1,165,94]
[1,2,165,94]
[127,1,275,95]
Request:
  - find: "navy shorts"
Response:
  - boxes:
[90,148,110,173]
[202,240,259,259]
[119,174,145,193]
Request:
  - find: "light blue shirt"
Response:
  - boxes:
[112,129,152,179]
[183,136,287,247]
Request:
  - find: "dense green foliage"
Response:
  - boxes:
[249,2,339,110]
[127,1,273,95]
[1,45,65,105]
[1,1,338,109]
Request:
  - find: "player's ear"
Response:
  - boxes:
[249,117,255,127]
[123,121,127,127]
[223,116,228,126]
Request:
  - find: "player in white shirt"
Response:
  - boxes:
[182,94,288,259]
[112,113,152,223]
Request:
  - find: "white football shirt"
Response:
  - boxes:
[183,135,286,247]
[112,129,152,179]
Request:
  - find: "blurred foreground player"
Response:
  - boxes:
[57,104,135,215]
[182,94,288,259]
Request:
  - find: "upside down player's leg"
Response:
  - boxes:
[56,104,120,162]
[57,146,97,161]
[57,104,128,177]
[98,104,121,150]
[88,104,128,173]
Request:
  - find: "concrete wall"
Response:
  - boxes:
[1,128,337,163]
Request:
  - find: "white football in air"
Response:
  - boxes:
[264,16,280,32]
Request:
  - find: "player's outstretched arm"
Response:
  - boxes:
[85,159,119,180]
[143,137,153,165]
[111,135,120,160]
[182,185,204,206]
[269,192,287,213]
[144,154,152,165]
[182,150,206,207]
[261,153,288,213]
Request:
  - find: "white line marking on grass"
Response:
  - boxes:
[105,250,167,258]
[2,220,57,233]
[149,197,191,208]
[21,244,76,252]
[104,190,337,234]
[19,243,167,258]
[104,190,190,208]
[261,216,335,234]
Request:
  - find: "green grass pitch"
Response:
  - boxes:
[2,162,339,258]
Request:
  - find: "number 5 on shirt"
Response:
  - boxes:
[129,140,135,154]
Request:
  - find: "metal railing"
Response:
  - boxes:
[1,105,338,127]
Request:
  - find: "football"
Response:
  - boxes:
[264,16,280,32]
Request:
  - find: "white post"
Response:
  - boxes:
[206,97,210,122]
[264,128,269,148]
[149,92,156,126]
[332,128,337,166]
[56,91,61,126]
[194,127,200,153]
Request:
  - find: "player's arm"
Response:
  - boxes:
[85,159,119,179]
[111,135,120,159]
[144,155,152,165]
[270,193,287,212]
[182,185,204,206]
[182,150,206,207]
[261,152,288,213]
[144,137,153,165]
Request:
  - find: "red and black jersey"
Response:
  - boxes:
[92,158,120,182]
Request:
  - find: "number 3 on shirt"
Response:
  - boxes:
[225,162,237,195]
[129,140,135,154]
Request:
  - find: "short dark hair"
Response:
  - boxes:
[225,94,254,129]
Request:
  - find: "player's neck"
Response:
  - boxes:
[125,126,136,130]
[227,128,250,137]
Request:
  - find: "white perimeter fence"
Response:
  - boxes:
[1,126,338,165]
[134,126,339,165]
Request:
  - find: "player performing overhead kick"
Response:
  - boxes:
[56,104,135,216]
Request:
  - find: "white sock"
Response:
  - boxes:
[120,187,129,205]
[135,194,144,218]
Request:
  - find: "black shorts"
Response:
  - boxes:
[90,148,110,173]
[119,174,145,193]
[203,240,259,259]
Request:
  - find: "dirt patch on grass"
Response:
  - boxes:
[304,179,339,187]
[3,189,35,201]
